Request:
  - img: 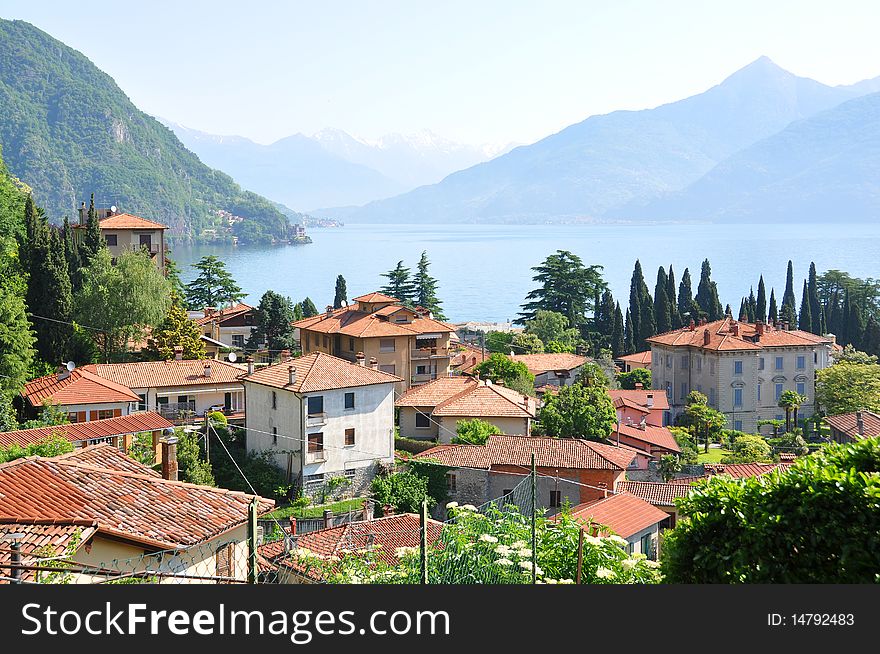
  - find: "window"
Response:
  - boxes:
[757,383,762,402]
[680,382,687,400]
[734,360,743,375]
[379,364,396,375]
[344,469,356,480]
[797,355,806,370]
[307,396,324,416]
[105,234,118,246]
[345,428,356,446]
[734,420,743,432]
[272,427,278,446]
[344,392,355,409]
[709,388,716,406]
[139,234,152,249]
[379,339,395,353]
[446,473,456,492]
[67,412,79,423]
[549,491,562,508]
[758,357,765,370]
[709,361,715,375]
[177,395,190,405]
[797,382,806,396]
[775,356,784,370]
[323,336,329,349]
[775,383,783,401]
[416,365,427,375]
[695,357,702,371]
[415,412,431,428]
[681,355,689,369]
[665,381,672,399]
[232,334,245,348]
[157,396,169,406]
[307,433,324,453]
[348,338,355,351]
[304,473,325,486]
[641,533,653,559]
[272,391,277,410]
[666,355,671,368]
[502,489,512,497]
[214,543,234,582]
[814,352,818,364]
[733,388,743,407]
[137,393,147,411]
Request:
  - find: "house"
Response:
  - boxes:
[196,303,258,351]
[648,317,834,433]
[616,480,692,528]
[20,367,140,423]
[565,492,670,559]
[293,292,456,393]
[617,350,652,372]
[824,410,880,443]
[73,206,167,272]
[449,341,488,376]
[395,376,536,442]
[509,353,588,389]
[609,422,681,459]
[0,411,173,454]
[83,359,247,424]
[241,352,401,498]
[608,388,669,427]
[258,512,443,583]
[411,434,638,515]
[0,443,273,583]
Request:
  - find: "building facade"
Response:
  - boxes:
[73,207,167,272]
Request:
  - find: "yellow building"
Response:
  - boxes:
[73,207,168,273]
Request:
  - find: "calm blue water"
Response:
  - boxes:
[173,223,880,323]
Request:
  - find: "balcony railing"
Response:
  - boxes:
[305,449,326,464]
[158,401,196,422]
[306,413,327,427]
[411,373,439,384]
[411,347,450,360]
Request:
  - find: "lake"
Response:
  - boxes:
[173,223,880,324]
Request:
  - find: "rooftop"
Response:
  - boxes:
[614,423,680,453]
[647,317,833,352]
[73,212,167,230]
[195,303,254,326]
[83,359,245,389]
[567,492,670,538]
[616,480,692,507]
[509,353,588,374]
[396,377,534,419]
[22,369,140,408]
[617,351,652,365]
[608,389,670,412]
[823,411,880,440]
[0,519,98,583]
[242,352,401,392]
[0,411,173,449]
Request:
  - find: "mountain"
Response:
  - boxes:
[0,19,291,243]
[343,57,880,223]
[621,91,880,222]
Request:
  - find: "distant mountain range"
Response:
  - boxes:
[0,19,291,243]
[338,57,880,224]
[162,121,513,211]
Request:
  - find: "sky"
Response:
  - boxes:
[1,0,879,146]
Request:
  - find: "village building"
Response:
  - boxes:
[616,350,652,372]
[73,206,167,272]
[565,492,669,559]
[395,376,536,442]
[509,353,589,389]
[608,388,669,427]
[241,352,400,498]
[195,303,258,351]
[824,410,880,443]
[648,317,835,433]
[293,292,456,394]
[20,367,140,423]
[615,480,692,528]
[448,341,488,376]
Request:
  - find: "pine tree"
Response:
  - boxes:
[798,280,812,331]
[807,262,824,335]
[667,265,681,329]
[725,303,732,317]
[380,261,416,304]
[292,302,304,322]
[184,255,245,309]
[147,297,206,360]
[695,259,723,321]
[79,193,105,270]
[780,260,798,326]
[678,267,698,322]
[333,275,348,309]
[412,251,446,319]
[653,266,671,334]
[756,276,767,323]
[247,290,297,352]
[768,289,779,324]
[300,297,318,318]
[611,303,624,358]
[624,308,635,355]
[518,250,604,327]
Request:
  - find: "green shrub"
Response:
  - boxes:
[721,434,771,463]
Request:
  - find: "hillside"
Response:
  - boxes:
[621,91,880,222]
[0,19,291,243]
[343,57,879,224]
[0,146,27,239]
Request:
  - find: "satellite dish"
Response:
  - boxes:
[227,352,238,363]
[110,205,117,213]
[65,361,76,372]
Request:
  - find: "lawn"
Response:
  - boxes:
[697,448,731,463]
[264,497,368,520]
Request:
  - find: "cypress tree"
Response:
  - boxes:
[678,267,697,322]
[738,298,748,321]
[595,290,616,344]
[61,216,82,290]
[333,275,348,309]
[768,289,779,324]
[848,295,865,350]
[725,303,732,317]
[79,193,105,269]
[780,260,797,326]
[624,308,635,355]
[611,303,624,358]
[629,261,646,347]
[747,287,757,322]
[412,251,446,319]
[808,262,824,334]
[695,259,723,321]
[863,316,880,357]
[828,290,843,338]
[638,294,656,350]
[756,276,767,323]
[653,266,671,334]
[798,280,812,332]
[667,265,681,329]
[26,217,73,364]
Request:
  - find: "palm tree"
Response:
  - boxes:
[778,390,808,433]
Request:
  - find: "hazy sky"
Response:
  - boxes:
[2,0,879,145]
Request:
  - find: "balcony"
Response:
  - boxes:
[306,412,327,427]
[158,401,196,423]
[411,346,450,360]
[411,373,439,385]
[305,449,326,464]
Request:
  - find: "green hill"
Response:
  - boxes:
[0,19,290,243]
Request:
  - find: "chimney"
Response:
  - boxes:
[288,517,297,535]
[56,364,70,382]
[634,382,644,390]
[362,499,375,522]
[688,318,696,331]
[756,321,765,337]
[731,323,739,337]
[288,365,297,386]
[246,356,254,375]
[203,307,216,318]
[369,357,378,370]
[646,393,654,408]
[323,509,333,529]
[639,417,647,431]
[161,436,179,481]
[174,346,184,361]
[355,352,366,366]
[325,305,334,316]
[382,504,394,516]
[783,321,790,331]
[703,329,711,346]
[597,482,608,498]
[856,411,864,437]
[203,362,212,377]
[78,202,86,225]
[280,349,292,362]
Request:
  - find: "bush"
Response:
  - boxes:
[452,418,501,445]
[370,471,434,515]
[617,368,651,390]
[394,436,438,454]
[721,434,771,464]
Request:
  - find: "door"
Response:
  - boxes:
[224,392,232,412]
[139,234,152,250]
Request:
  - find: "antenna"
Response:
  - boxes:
[227,352,238,363]
[65,361,76,372]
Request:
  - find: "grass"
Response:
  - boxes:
[697,448,731,463]
[265,497,368,520]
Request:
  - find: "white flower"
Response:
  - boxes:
[643,560,661,568]
[495,545,512,556]
[519,561,542,576]
[496,558,513,566]
[608,535,628,547]
[517,548,532,558]
[479,534,498,543]
[583,534,602,546]
[446,501,459,509]
[395,546,419,557]
[510,540,528,549]
[596,567,614,579]
[559,578,574,584]
[461,504,477,512]
[545,578,558,584]
[621,559,637,571]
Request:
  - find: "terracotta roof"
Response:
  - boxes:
[55,444,162,477]
[608,389,669,411]
[823,411,880,441]
[567,493,670,538]
[0,446,273,550]
[294,297,455,339]
[618,351,651,365]
[395,376,475,406]
[84,359,245,389]
[701,462,791,479]
[242,352,401,392]
[396,377,534,418]
[195,303,254,326]
[413,434,636,471]
[647,318,833,352]
[616,480,692,507]
[0,519,98,583]
[449,343,488,374]
[614,423,681,453]
[72,213,167,230]
[22,369,140,408]
[0,412,173,449]
[509,353,588,375]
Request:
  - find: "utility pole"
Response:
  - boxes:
[420,499,428,585]
[247,497,259,584]
[531,454,537,585]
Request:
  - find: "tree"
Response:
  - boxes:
[473,354,535,396]
[618,367,651,390]
[300,297,318,318]
[662,437,880,583]
[678,267,698,322]
[518,250,605,328]
[679,391,726,452]
[756,275,767,323]
[846,289,865,350]
[370,470,434,515]
[778,389,808,433]
[834,344,878,365]
[658,454,682,482]
[666,265,681,329]
[333,274,348,309]
[808,262,824,335]
[147,296,206,360]
[575,361,610,388]
[485,330,513,354]
[184,255,245,309]
[412,251,446,319]
[592,289,616,351]
[177,428,215,486]
[247,290,296,352]
[0,239,35,394]
[509,332,545,354]
[653,266,672,334]
[164,252,186,298]
[380,261,416,304]
[452,418,502,445]
[75,249,172,361]
[638,292,656,350]
[721,434,772,464]
[816,362,880,415]
[628,260,653,348]
[78,193,105,271]
[798,280,812,332]
[623,308,635,355]
[538,383,616,440]
[780,260,797,327]
[610,303,624,358]
[694,259,723,321]
[60,216,81,291]
[768,288,778,323]
[292,302,304,322]
[524,310,580,353]
[0,434,74,464]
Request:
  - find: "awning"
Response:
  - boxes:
[416,333,442,339]
[156,387,243,396]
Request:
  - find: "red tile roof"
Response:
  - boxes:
[195,303,254,326]
[413,434,636,471]
[396,377,534,418]
[0,519,98,583]
[395,376,475,406]
[616,480,692,507]
[0,412,173,449]
[607,389,670,411]
[614,423,681,453]
[72,213,167,230]
[701,462,791,479]
[509,353,588,374]
[22,369,140,408]
[823,411,880,441]
[242,352,401,392]
[84,359,245,389]
[567,493,670,538]
[449,343,488,374]
[618,351,652,365]
[352,292,400,304]
[0,445,273,550]
[55,444,162,476]
[647,318,833,352]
